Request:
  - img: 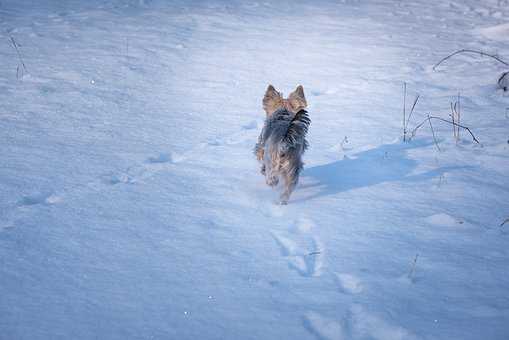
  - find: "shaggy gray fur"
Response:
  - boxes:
[254,108,310,204]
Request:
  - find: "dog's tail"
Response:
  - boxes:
[280,109,310,153]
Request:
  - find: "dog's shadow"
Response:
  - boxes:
[296,139,473,202]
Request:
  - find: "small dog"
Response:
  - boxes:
[254,85,310,204]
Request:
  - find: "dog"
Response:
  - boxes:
[254,85,310,204]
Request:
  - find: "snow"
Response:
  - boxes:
[335,273,363,294]
[1,0,508,339]
[478,22,509,42]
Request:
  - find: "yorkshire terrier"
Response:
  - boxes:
[254,85,310,204]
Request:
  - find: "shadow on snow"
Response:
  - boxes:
[297,139,473,202]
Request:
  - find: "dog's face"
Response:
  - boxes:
[263,85,307,116]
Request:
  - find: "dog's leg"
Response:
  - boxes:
[263,147,280,187]
[265,169,279,187]
[256,148,266,175]
[263,159,278,186]
[256,148,264,162]
[280,166,300,204]
[260,164,266,175]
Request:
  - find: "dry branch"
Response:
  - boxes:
[9,36,27,74]
[433,49,509,71]
[427,115,441,151]
[499,71,509,91]
[457,93,461,141]
[410,115,480,144]
[449,94,462,142]
[406,94,420,133]
[450,102,457,140]
[401,82,420,142]
[407,254,419,280]
[403,82,407,141]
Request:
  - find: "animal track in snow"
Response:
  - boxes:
[304,305,417,340]
[310,88,338,97]
[145,152,173,164]
[334,273,364,294]
[272,234,297,257]
[303,312,345,340]
[97,121,258,189]
[2,191,62,230]
[424,213,471,229]
[267,203,285,217]
[99,152,176,186]
[18,191,61,206]
[203,121,261,148]
[347,305,418,340]
[101,170,140,185]
[272,217,324,277]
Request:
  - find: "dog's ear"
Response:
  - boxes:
[263,84,283,115]
[288,85,307,112]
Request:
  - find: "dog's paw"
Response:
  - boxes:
[266,176,279,187]
[279,192,290,204]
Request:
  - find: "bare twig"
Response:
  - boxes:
[9,36,27,74]
[449,94,461,142]
[408,254,419,280]
[457,93,461,141]
[450,102,457,140]
[433,49,509,71]
[501,218,509,227]
[403,82,407,141]
[428,114,441,151]
[499,71,509,92]
[405,94,420,133]
[340,136,349,151]
[410,115,480,144]
[411,117,429,137]
[402,83,420,143]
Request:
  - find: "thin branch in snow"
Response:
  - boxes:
[427,114,441,152]
[499,71,508,92]
[449,94,461,143]
[9,36,27,77]
[500,218,509,227]
[403,82,407,141]
[340,136,349,151]
[405,93,420,137]
[407,253,419,280]
[408,94,420,125]
[401,83,420,143]
[457,93,461,141]
[433,49,509,71]
[410,115,480,144]
[411,118,429,138]
[450,102,456,141]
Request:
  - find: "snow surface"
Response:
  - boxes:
[1,0,509,339]
[478,22,509,42]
